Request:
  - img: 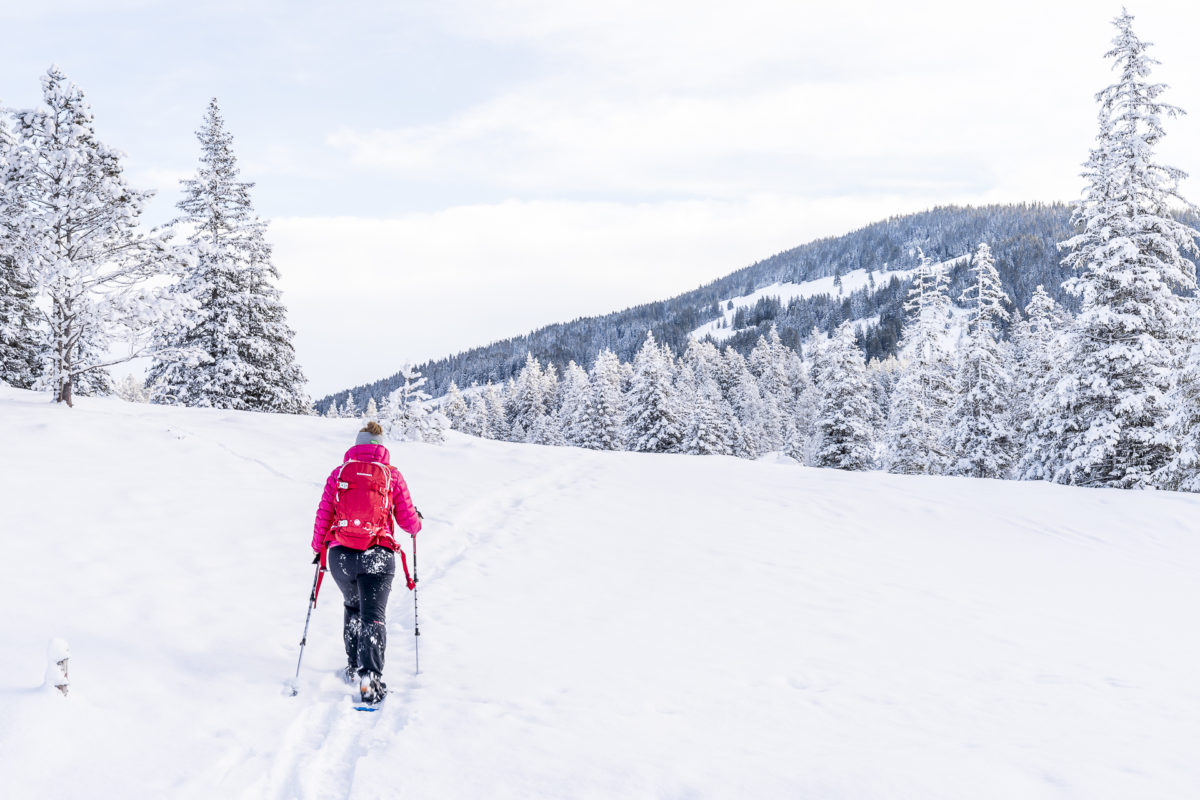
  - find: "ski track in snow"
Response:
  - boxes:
[261,678,403,800]
[259,450,587,799]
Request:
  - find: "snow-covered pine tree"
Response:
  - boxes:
[730,367,772,458]
[677,337,740,456]
[813,320,876,470]
[0,255,40,388]
[421,408,450,445]
[884,249,955,474]
[385,364,446,443]
[1163,298,1200,490]
[529,362,562,444]
[528,410,565,446]
[486,381,510,441]
[148,99,310,413]
[681,337,722,388]
[865,355,901,440]
[712,346,766,457]
[507,353,549,443]
[464,390,490,438]
[0,111,41,389]
[577,349,625,450]
[364,396,379,421]
[1013,287,1072,480]
[113,373,150,403]
[1046,11,1199,488]
[323,400,338,418]
[441,381,469,432]
[748,326,794,452]
[340,391,357,419]
[944,242,1017,479]
[6,67,194,406]
[540,361,560,416]
[790,328,828,464]
[624,332,684,453]
[679,361,736,456]
[557,361,591,446]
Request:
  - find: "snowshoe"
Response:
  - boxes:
[358,672,387,705]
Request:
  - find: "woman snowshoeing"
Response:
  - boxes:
[312,421,422,703]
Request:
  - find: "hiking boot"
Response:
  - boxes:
[359,671,386,704]
[341,665,358,685]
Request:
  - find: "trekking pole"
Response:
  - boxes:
[412,532,421,675]
[287,561,323,696]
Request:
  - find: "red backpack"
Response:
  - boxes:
[331,460,395,550]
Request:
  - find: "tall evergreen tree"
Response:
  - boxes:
[790,331,826,464]
[441,381,469,432]
[6,67,191,405]
[945,243,1017,479]
[557,361,591,446]
[813,321,877,470]
[464,390,490,438]
[0,256,41,389]
[748,327,792,452]
[507,352,549,442]
[1014,287,1072,480]
[1046,11,1199,488]
[624,332,684,453]
[0,110,41,388]
[885,250,954,474]
[1164,298,1200,490]
[148,99,310,413]
[679,341,738,456]
[486,381,510,441]
[577,349,625,451]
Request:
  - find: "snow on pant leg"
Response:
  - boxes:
[327,546,362,669]
[355,546,396,676]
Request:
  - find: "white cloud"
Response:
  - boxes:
[327,0,1199,206]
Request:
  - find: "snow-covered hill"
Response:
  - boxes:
[2,387,1199,799]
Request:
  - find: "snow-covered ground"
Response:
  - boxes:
[2,386,1199,799]
[689,266,918,342]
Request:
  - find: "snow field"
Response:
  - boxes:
[688,266,918,343]
[1,386,1199,798]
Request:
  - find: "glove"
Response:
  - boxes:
[312,552,320,565]
[406,577,416,591]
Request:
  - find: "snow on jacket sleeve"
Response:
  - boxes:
[312,468,340,552]
[390,466,422,536]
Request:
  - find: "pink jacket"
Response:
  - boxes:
[312,443,422,552]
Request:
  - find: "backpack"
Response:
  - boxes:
[331,460,394,550]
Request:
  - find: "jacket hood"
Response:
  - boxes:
[343,443,392,465]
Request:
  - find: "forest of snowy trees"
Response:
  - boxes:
[0,68,309,412]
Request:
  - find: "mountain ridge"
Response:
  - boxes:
[319,202,1076,411]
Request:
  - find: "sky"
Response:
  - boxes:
[3,0,1200,397]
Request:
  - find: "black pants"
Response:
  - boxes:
[328,545,395,676]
